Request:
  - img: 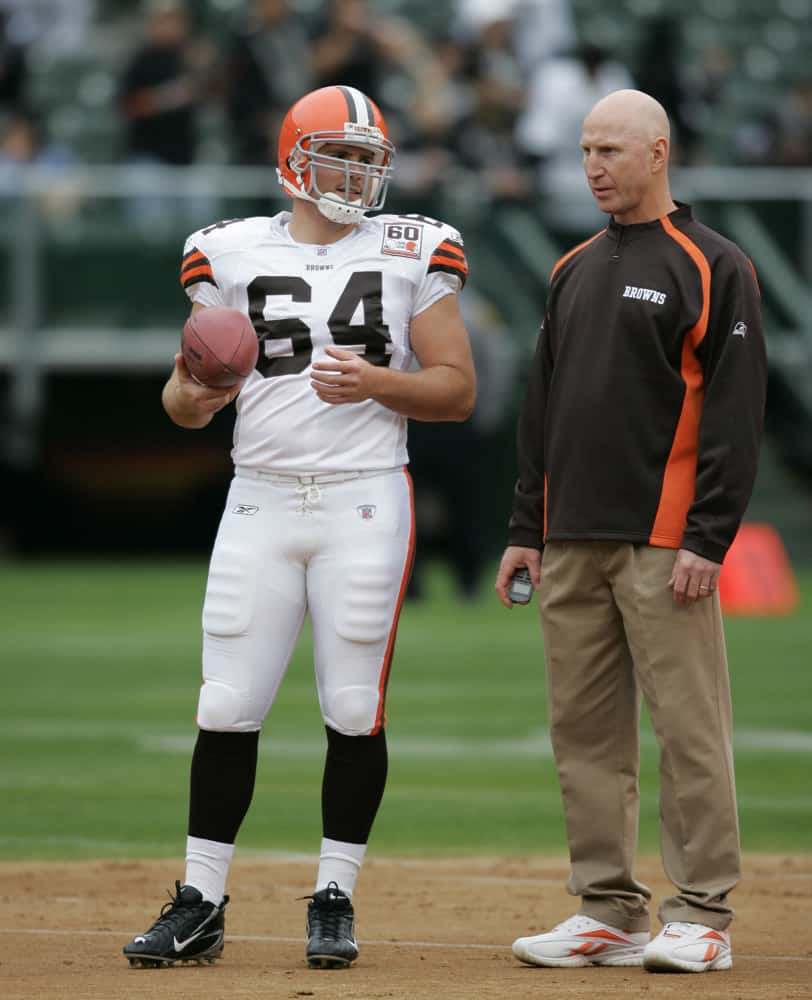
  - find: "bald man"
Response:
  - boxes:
[496,90,766,974]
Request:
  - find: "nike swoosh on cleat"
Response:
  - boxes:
[173,927,209,952]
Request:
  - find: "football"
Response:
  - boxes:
[181,307,259,388]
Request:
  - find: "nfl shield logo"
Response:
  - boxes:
[357,505,376,520]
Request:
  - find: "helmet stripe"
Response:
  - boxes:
[358,91,375,125]
[338,85,358,123]
[338,85,372,125]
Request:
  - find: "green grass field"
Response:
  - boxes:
[1,560,810,860]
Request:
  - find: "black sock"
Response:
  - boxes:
[188,729,259,843]
[321,726,388,844]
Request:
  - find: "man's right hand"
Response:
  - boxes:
[162,352,242,429]
[495,545,542,609]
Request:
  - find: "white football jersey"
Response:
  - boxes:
[180,211,468,474]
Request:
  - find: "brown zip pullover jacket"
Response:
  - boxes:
[508,204,766,564]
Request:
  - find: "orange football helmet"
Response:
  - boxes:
[277,85,396,224]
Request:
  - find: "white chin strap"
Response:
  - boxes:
[276,170,369,225]
[316,192,366,224]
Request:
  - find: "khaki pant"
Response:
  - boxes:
[539,541,740,931]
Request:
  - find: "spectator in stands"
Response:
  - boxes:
[454,0,576,75]
[773,76,812,166]
[0,9,27,112]
[118,0,214,167]
[451,10,534,204]
[224,0,312,165]
[516,43,633,233]
[677,42,736,165]
[511,0,576,73]
[733,75,812,168]
[310,1,438,143]
[0,109,72,169]
[117,0,217,233]
[386,31,470,200]
[310,1,460,203]
[634,15,699,165]
[0,0,94,59]
[0,110,79,221]
[634,17,746,168]
[309,0,382,100]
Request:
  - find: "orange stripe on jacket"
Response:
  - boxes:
[550,229,606,281]
[747,257,761,296]
[649,213,711,547]
[371,467,416,735]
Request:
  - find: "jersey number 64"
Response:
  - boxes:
[247,271,392,377]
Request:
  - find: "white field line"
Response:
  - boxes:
[135,728,812,758]
[0,851,808,882]
[4,720,812,756]
[0,927,809,962]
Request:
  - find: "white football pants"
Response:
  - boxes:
[196,466,415,736]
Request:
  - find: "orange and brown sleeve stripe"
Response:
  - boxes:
[428,238,468,287]
[180,246,216,290]
[648,214,711,548]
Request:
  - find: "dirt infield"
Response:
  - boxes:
[1,854,810,999]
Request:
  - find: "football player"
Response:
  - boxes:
[123,85,475,971]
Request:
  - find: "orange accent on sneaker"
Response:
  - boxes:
[578,929,629,943]
[701,930,727,942]
[570,942,610,956]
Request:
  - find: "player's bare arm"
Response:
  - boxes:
[495,545,542,608]
[310,292,476,421]
[162,307,241,429]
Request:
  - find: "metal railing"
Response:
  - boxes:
[2,164,812,464]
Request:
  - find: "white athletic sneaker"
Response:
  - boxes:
[643,921,732,973]
[512,914,650,968]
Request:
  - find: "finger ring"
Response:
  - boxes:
[699,586,709,592]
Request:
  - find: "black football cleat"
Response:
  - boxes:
[305,881,359,969]
[123,881,228,968]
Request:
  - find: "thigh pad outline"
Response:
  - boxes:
[334,561,396,644]
[202,526,262,638]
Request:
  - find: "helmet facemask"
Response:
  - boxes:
[284,125,395,224]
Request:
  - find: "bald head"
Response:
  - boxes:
[579,89,676,224]
[585,89,670,145]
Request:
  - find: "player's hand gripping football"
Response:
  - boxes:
[310,347,381,405]
[163,352,242,429]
